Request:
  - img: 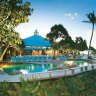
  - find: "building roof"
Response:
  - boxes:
[23,30,51,47]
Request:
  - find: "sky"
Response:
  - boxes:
[15,0,96,48]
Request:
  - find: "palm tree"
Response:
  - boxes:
[83,11,96,58]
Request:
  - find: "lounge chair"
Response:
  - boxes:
[81,54,87,59]
[65,54,70,59]
[61,55,65,60]
[58,55,65,60]
[47,56,52,61]
[38,56,43,62]
[16,56,22,63]
[22,56,27,62]
[33,56,38,62]
[43,56,48,62]
[27,55,32,62]
[11,56,16,62]
[77,55,82,59]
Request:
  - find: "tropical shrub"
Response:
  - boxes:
[0,70,96,96]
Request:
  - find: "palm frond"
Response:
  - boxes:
[82,20,91,23]
[86,11,96,23]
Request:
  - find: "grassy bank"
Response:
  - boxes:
[0,70,96,96]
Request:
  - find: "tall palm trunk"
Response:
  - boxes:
[88,23,94,58]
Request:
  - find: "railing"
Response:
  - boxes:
[23,64,96,81]
[1,64,96,82]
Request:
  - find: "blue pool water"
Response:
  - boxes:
[2,60,90,74]
[3,63,57,74]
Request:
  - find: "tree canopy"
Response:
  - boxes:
[46,24,69,58]
[0,0,33,61]
[0,0,33,27]
[46,24,69,44]
[46,24,88,52]
[74,37,88,51]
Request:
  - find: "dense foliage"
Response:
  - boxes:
[46,24,69,43]
[74,37,88,51]
[46,24,88,51]
[46,24,69,58]
[0,70,96,96]
[0,0,33,61]
[90,46,96,54]
[46,24,69,50]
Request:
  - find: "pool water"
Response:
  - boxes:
[2,60,91,74]
[65,60,90,66]
[3,63,57,74]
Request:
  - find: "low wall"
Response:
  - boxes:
[26,64,96,81]
[1,64,96,82]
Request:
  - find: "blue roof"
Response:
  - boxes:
[23,34,51,47]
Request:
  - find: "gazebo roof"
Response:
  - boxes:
[23,30,51,47]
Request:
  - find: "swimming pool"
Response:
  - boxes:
[2,63,57,74]
[2,60,92,74]
[65,59,92,66]
[65,60,84,64]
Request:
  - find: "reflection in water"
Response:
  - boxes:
[50,64,53,69]
[42,64,44,69]
[32,65,34,70]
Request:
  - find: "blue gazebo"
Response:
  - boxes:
[23,30,51,55]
